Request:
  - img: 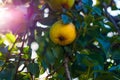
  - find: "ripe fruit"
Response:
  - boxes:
[49,20,76,46]
[46,0,75,11]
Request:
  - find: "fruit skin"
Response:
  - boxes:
[46,0,75,11]
[49,20,76,46]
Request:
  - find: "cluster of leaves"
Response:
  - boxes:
[0,0,120,80]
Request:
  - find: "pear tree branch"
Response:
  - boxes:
[46,63,64,79]
[64,56,72,80]
[103,2,120,35]
[14,35,26,80]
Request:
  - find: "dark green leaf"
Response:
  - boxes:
[92,7,102,16]
[0,60,4,66]
[95,72,117,80]
[97,37,110,53]
[84,14,94,24]
[27,63,39,75]
[88,53,104,67]
[41,60,48,70]
[109,64,120,71]
[0,68,15,80]
[74,20,81,29]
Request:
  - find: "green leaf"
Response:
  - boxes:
[45,48,56,65]
[82,0,93,6]
[0,46,8,54]
[0,60,4,66]
[111,49,120,60]
[84,14,94,24]
[95,72,117,80]
[41,60,48,70]
[97,37,110,53]
[6,33,16,43]
[92,7,102,16]
[0,67,15,80]
[52,46,64,59]
[61,14,72,24]
[71,53,87,77]
[0,37,3,45]
[88,53,104,67]
[109,64,120,71]
[74,20,81,29]
[23,46,29,53]
[27,63,39,75]
[7,63,15,69]
[82,56,96,67]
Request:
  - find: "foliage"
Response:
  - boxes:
[0,0,120,80]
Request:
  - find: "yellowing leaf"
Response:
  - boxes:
[6,33,16,43]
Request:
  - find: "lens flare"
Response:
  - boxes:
[0,8,10,28]
[0,6,27,33]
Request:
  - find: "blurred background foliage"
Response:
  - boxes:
[0,0,120,80]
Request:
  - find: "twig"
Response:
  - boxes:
[102,2,120,35]
[5,36,19,62]
[14,35,26,80]
[46,63,64,79]
[64,57,71,80]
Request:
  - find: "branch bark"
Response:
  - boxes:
[46,63,64,79]
[64,57,71,80]
[14,35,26,80]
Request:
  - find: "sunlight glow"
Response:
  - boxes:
[107,7,120,16]
[18,64,27,72]
[0,0,3,4]
[44,8,49,18]
[36,21,48,28]
[4,40,10,46]
[0,6,26,31]
[92,0,97,6]
[39,68,50,80]
[0,8,10,28]
[31,42,39,51]
[72,78,79,80]
[114,0,120,8]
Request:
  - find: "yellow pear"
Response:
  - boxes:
[46,0,75,11]
[49,20,76,46]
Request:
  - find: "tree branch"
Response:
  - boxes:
[6,36,19,62]
[64,57,71,80]
[14,35,26,80]
[102,2,120,35]
[46,63,64,79]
